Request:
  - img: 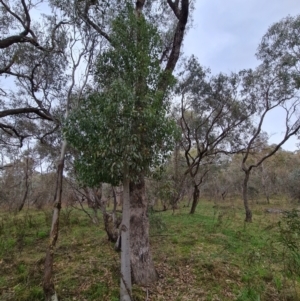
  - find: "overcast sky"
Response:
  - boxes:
[185,0,299,73]
[183,0,300,151]
[6,1,300,151]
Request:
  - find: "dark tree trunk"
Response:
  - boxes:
[0,107,53,120]
[102,186,121,242]
[130,177,158,285]
[243,171,252,222]
[92,186,103,224]
[221,191,227,201]
[103,212,121,243]
[266,193,270,204]
[190,185,200,214]
[18,157,29,212]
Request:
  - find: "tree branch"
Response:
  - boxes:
[164,0,189,73]
[0,108,53,121]
[166,0,180,19]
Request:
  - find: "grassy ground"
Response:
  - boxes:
[1,199,300,301]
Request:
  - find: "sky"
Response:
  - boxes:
[3,1,299,153]
[183,0,300,151]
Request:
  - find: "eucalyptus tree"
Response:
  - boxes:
[65,7,178,299]
[177,56,254,214]
[57,0,191,286]
[42,28,97,301]
[0,0,70,150]
[0,147,35,211]
[238,15,300,222]
[0,3,99,299]
[156,141,190,211]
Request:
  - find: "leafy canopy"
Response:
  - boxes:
[65,6,177,186]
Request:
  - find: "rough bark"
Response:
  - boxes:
[18,157,30,212]
[83,186,102,224]
[43,140,66,301]
[242,171,252,222]
[77,0,189,288]
[165,0,189,73]
[120,176,132,301]
[0,34,40,49]
[130,177,158,285]
[190,184,200,214]
[103,212,121,243]
[104,186,121,242]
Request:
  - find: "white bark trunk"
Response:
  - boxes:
[120,175,132,301]
[43,139,67,301]
[50,292,58,301]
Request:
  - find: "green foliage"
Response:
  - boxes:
[149,209,167,234]
[13,284,44,301]
[237,287,261,301]
[95,5,165,91]
[0,236,15,257]
[277,209,300,277]
[65,6,177,186]
[256,15,300,101]
[83,283,110,300]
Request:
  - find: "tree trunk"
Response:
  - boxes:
[92,186,103,224]
[266,193,270,204]
[18,157,29,212]
[43,140,66,301]
[103,212,120,243]
[243,171,252,222]
[120,176,132,301]
[130,177,158,286]
[190,185,200,214]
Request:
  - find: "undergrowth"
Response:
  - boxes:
[0,200,300,300]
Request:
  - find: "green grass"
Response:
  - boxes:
[0,200,300,300]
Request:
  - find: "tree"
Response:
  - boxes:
[59,0,191,286]
[154,142,189,211]
[0,0,63,49]
[0,0,70,150]
[177,56,254,214]
[65,7,178,299]
[0,4,103,298]
[238,14,300,221]
[42,27,97,300]
[0,0,191,293]
[0,147,35,211]
[0,6,73,298]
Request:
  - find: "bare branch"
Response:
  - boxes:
[0,107,53,121]
[165,0,189,73]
